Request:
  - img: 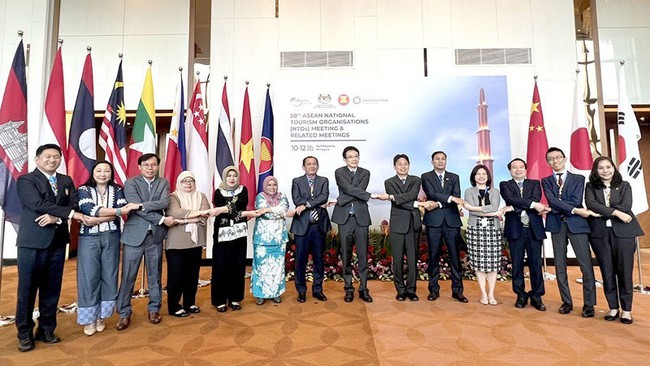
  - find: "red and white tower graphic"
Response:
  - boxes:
[476,88,494,181]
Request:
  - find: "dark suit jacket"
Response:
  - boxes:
[331,166,371,226]
[384,175,421,234]
[16,169,78,249]
[499,179,546,241]
[542,172,590,234]
[421,170,462,228]
[584,181,644,238]
[122,175,170,246]
[290,174,332,236]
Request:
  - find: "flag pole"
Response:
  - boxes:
[634,238,649,294]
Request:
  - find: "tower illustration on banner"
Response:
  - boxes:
[476,88,493,180]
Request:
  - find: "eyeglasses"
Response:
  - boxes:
[140,163,158,168]
[345,155,359,159]
[181,179,195,184]
[547,156,564,162]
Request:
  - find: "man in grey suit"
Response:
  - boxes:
[116,153,176,330]
[290,156,332,303]
[332,146,385,303]
[384,154,427,301]
[421,151,468,303]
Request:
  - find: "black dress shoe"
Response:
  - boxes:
[18,338,34,352]
[452,293,469,303]
[406,293,419,302]
[313,292,327,301]
[581,306,595,318]
[514,295,528,308]
[297,293,307,303]
[359,291,373,303]
[427,291,439,301]
[621,315,633,325]
[344,292,354,302]
[396,293,406,301]
[229,302,242,311]
[531,300,547,312]
[172,309,190,317]
[34,331,61,344]
[216,305,227,313]
[188,305,201,314]
[558,303,573,314]
[604,310,619,321]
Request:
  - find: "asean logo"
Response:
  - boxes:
[338,94,349,106]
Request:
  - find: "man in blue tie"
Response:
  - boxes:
[499,158,549,310]
[421,151,468,303]
[290,156,332,303]
[15,144,85,352]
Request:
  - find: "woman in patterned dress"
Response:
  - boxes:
[251,176,294,305]
[76,161,139,336]
[463,165,507,305]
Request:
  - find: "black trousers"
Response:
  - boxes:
[166,246,202,314]
[16,244,66,340]
[591,228,637,311]
[339,215,369,293]
[294,223,326,295]
[509,227,545,301]
[426,222,463,294]
[390,222,418,295]
[211,236,247,306]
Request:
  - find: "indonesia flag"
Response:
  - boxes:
[617,62,649,214]
[568,71,592,178]
[187,76,210,198]
[38,42,67,173]
[238,84,256,212]
[163,72,186,191]
[214,79,234,188]
[127,64,156,178]
[67,50,96,186]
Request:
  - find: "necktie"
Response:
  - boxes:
[308,179,319,223]
[557,173,563,187]
[49,175,58,195]
[349,171,356,214]
[438,174,444,188]
[517,181,524,197]
[401,178,406,185]
[517,181,530,226]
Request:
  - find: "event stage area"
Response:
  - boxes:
[1,252,649,365]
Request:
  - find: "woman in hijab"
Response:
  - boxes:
[252,176,294,305]
[209,166,259,312]
[165,171,211,317]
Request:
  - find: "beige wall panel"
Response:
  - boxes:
[450,0,498,47]
[496,0,532,47]
[321,0,355,50]
[233,0,274,18]
[377,0,422,49]
[422,0,452,48]
[59,0,125,36]
[278,0,320,50]
[123,0,189,35]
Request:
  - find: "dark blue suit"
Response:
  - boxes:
[15,169,78,340]
[421,170,463,295]
[499,179,546,302]
[542,171,595,308]
[290,174,332,295]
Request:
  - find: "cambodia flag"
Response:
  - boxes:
[67,51,96,186]
[0,39,28,226]
[257,86,274,193]
[238,85,256,212]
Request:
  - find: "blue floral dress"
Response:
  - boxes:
[251,193,289,299]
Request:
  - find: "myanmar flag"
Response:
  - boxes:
[127,65,156,177]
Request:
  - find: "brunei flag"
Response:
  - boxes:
[67,50,96,186]
[257,86,273,193]
[127,65,156,177]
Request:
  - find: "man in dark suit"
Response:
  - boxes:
[290,156,332,303]
[332,146,384,303]
[115,153,175,330]
[421,151,467,303]
[384,154,426,301]
[500,158,549,311]
[15,144,85,352]
[542,147,597,318]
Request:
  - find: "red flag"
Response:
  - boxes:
[67,51,96,186]
[525,81,552,201]
[187,78,211,198]
[164,73,185,191]
[39,44,67,172]
[238,85,256,212]
[569,72,592,176]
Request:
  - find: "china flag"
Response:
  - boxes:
[525,80,553,201]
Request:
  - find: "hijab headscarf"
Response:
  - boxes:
[175,171,202,244]
[261,176,281,206]
[218,166,240,192]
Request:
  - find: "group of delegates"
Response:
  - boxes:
[13,143,644,353]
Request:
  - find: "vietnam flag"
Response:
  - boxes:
[67,50,96,186]
[257,86,273,193]
[525,80,552,201]
[238,85,256,212]
[127,65,156,177]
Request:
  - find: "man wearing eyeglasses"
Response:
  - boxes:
[115,153,176,330]
[542,147,598,318]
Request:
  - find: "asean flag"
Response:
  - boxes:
[257,87,273,193]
